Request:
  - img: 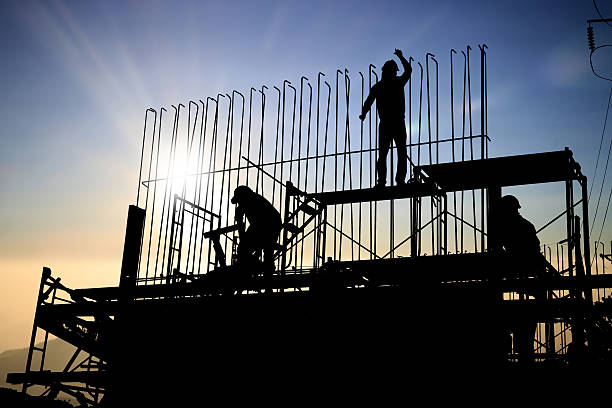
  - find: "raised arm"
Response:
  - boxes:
[395,49,412,85]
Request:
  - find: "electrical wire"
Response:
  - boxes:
[590,118,612,237]
[594,0,612,27]
[587,10,612,243]
[589,87,612,203]
[590,45,612,82]
[595,184,612,254]
[587,8,612,264]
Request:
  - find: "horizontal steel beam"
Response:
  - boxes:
[417,149,582,191]
[309,183,443,205]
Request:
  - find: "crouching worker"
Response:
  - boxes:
[231,185,282,274]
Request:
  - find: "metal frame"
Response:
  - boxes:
[9,44,612,404]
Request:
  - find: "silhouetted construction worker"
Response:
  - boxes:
[360,49,412,187]
[497,194,547,365]
[498,195,545,278]
[231,185,282,272]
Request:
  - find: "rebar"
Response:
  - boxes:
[132,47,490,282]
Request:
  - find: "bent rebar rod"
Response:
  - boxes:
[460,50,466,253]
[256,85,267,194]
[467,45,478,252]
[315,72,325,195]
[272,85,282,205]
[426,53,435,255]
[137,108,157,207]
[196,97,216,275]
[144,107,164,283]
[450,48,458,253]
[161,104,182,282]
[245,87,257,187]
[359,71,364,261]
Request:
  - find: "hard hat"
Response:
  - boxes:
[382,59,399,73]
[500,195,521,210]
[231,185,253,204]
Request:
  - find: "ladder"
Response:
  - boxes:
[167,194,219,283]
[278,181,325,273]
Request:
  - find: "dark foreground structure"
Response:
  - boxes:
[7,46,612,405]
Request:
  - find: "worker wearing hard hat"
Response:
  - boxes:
[231,185,282,271]
[498,195,542,261]
[497,194,546,366]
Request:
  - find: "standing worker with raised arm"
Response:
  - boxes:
[359,49,412,187]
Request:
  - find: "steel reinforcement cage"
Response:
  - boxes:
[133,45,490,286]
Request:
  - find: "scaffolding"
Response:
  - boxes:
[8,45,612,404]
[129,46,489,284]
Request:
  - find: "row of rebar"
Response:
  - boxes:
[539,240,612,301]
[133,45,490,284]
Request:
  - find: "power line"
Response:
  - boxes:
[596,183,612,250]
[590,45,612,82]
[594,0,612,28]
[587,5,612,82]
[590,87,612,203]
[590,116,612,237]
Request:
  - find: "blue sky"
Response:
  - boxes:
[1,0,612,352]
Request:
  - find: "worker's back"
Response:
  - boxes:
[240,192,281,229]
[371,76,408,122]
[500,213,540,256]
[498,196,545,280]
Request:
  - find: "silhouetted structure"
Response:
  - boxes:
[7,44,612,405]
[360,49,411,186]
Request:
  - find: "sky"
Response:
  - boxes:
[1,0,612,353]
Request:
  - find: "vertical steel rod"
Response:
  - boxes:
[450,49,458,253]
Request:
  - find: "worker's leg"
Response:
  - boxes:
[262,227,280,272]
[393,123,408,184]
[262,227,280,293]
[237,228,256,264]
[376,122,391,186]
[515,321,536,366]
[263,247,274,270]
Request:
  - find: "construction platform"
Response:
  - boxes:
[416,149,582,191]
[7,148,612,405]
[7,255,612,403]
[12,44,612,403]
